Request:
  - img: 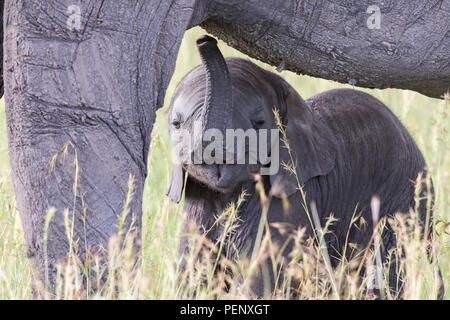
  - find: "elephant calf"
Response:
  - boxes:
[166,35,435,297]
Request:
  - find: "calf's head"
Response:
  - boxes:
[167,35,336,203]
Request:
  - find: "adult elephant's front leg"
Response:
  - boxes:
[3,0,196,296]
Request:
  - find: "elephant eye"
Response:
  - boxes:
[172,119,181,129]
[172,112,183,129]
[252,109,266,128]
[252,119,265,128]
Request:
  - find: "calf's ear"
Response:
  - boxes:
[270,87,336,198]
[167,164,186,203]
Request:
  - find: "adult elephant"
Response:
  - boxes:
[1,0,448,295]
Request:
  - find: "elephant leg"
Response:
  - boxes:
[3,0,197,296]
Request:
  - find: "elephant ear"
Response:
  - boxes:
[167,164,186,203]
[270,86,336,198]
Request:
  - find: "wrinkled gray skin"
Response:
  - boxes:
[167,36,436,297]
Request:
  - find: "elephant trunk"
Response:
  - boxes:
[196,35,233,142]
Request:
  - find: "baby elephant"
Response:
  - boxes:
[167,35,435,297]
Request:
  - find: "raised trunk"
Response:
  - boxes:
[197,0,450,99]
[196,35,233,137]
[3,0,196,295]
